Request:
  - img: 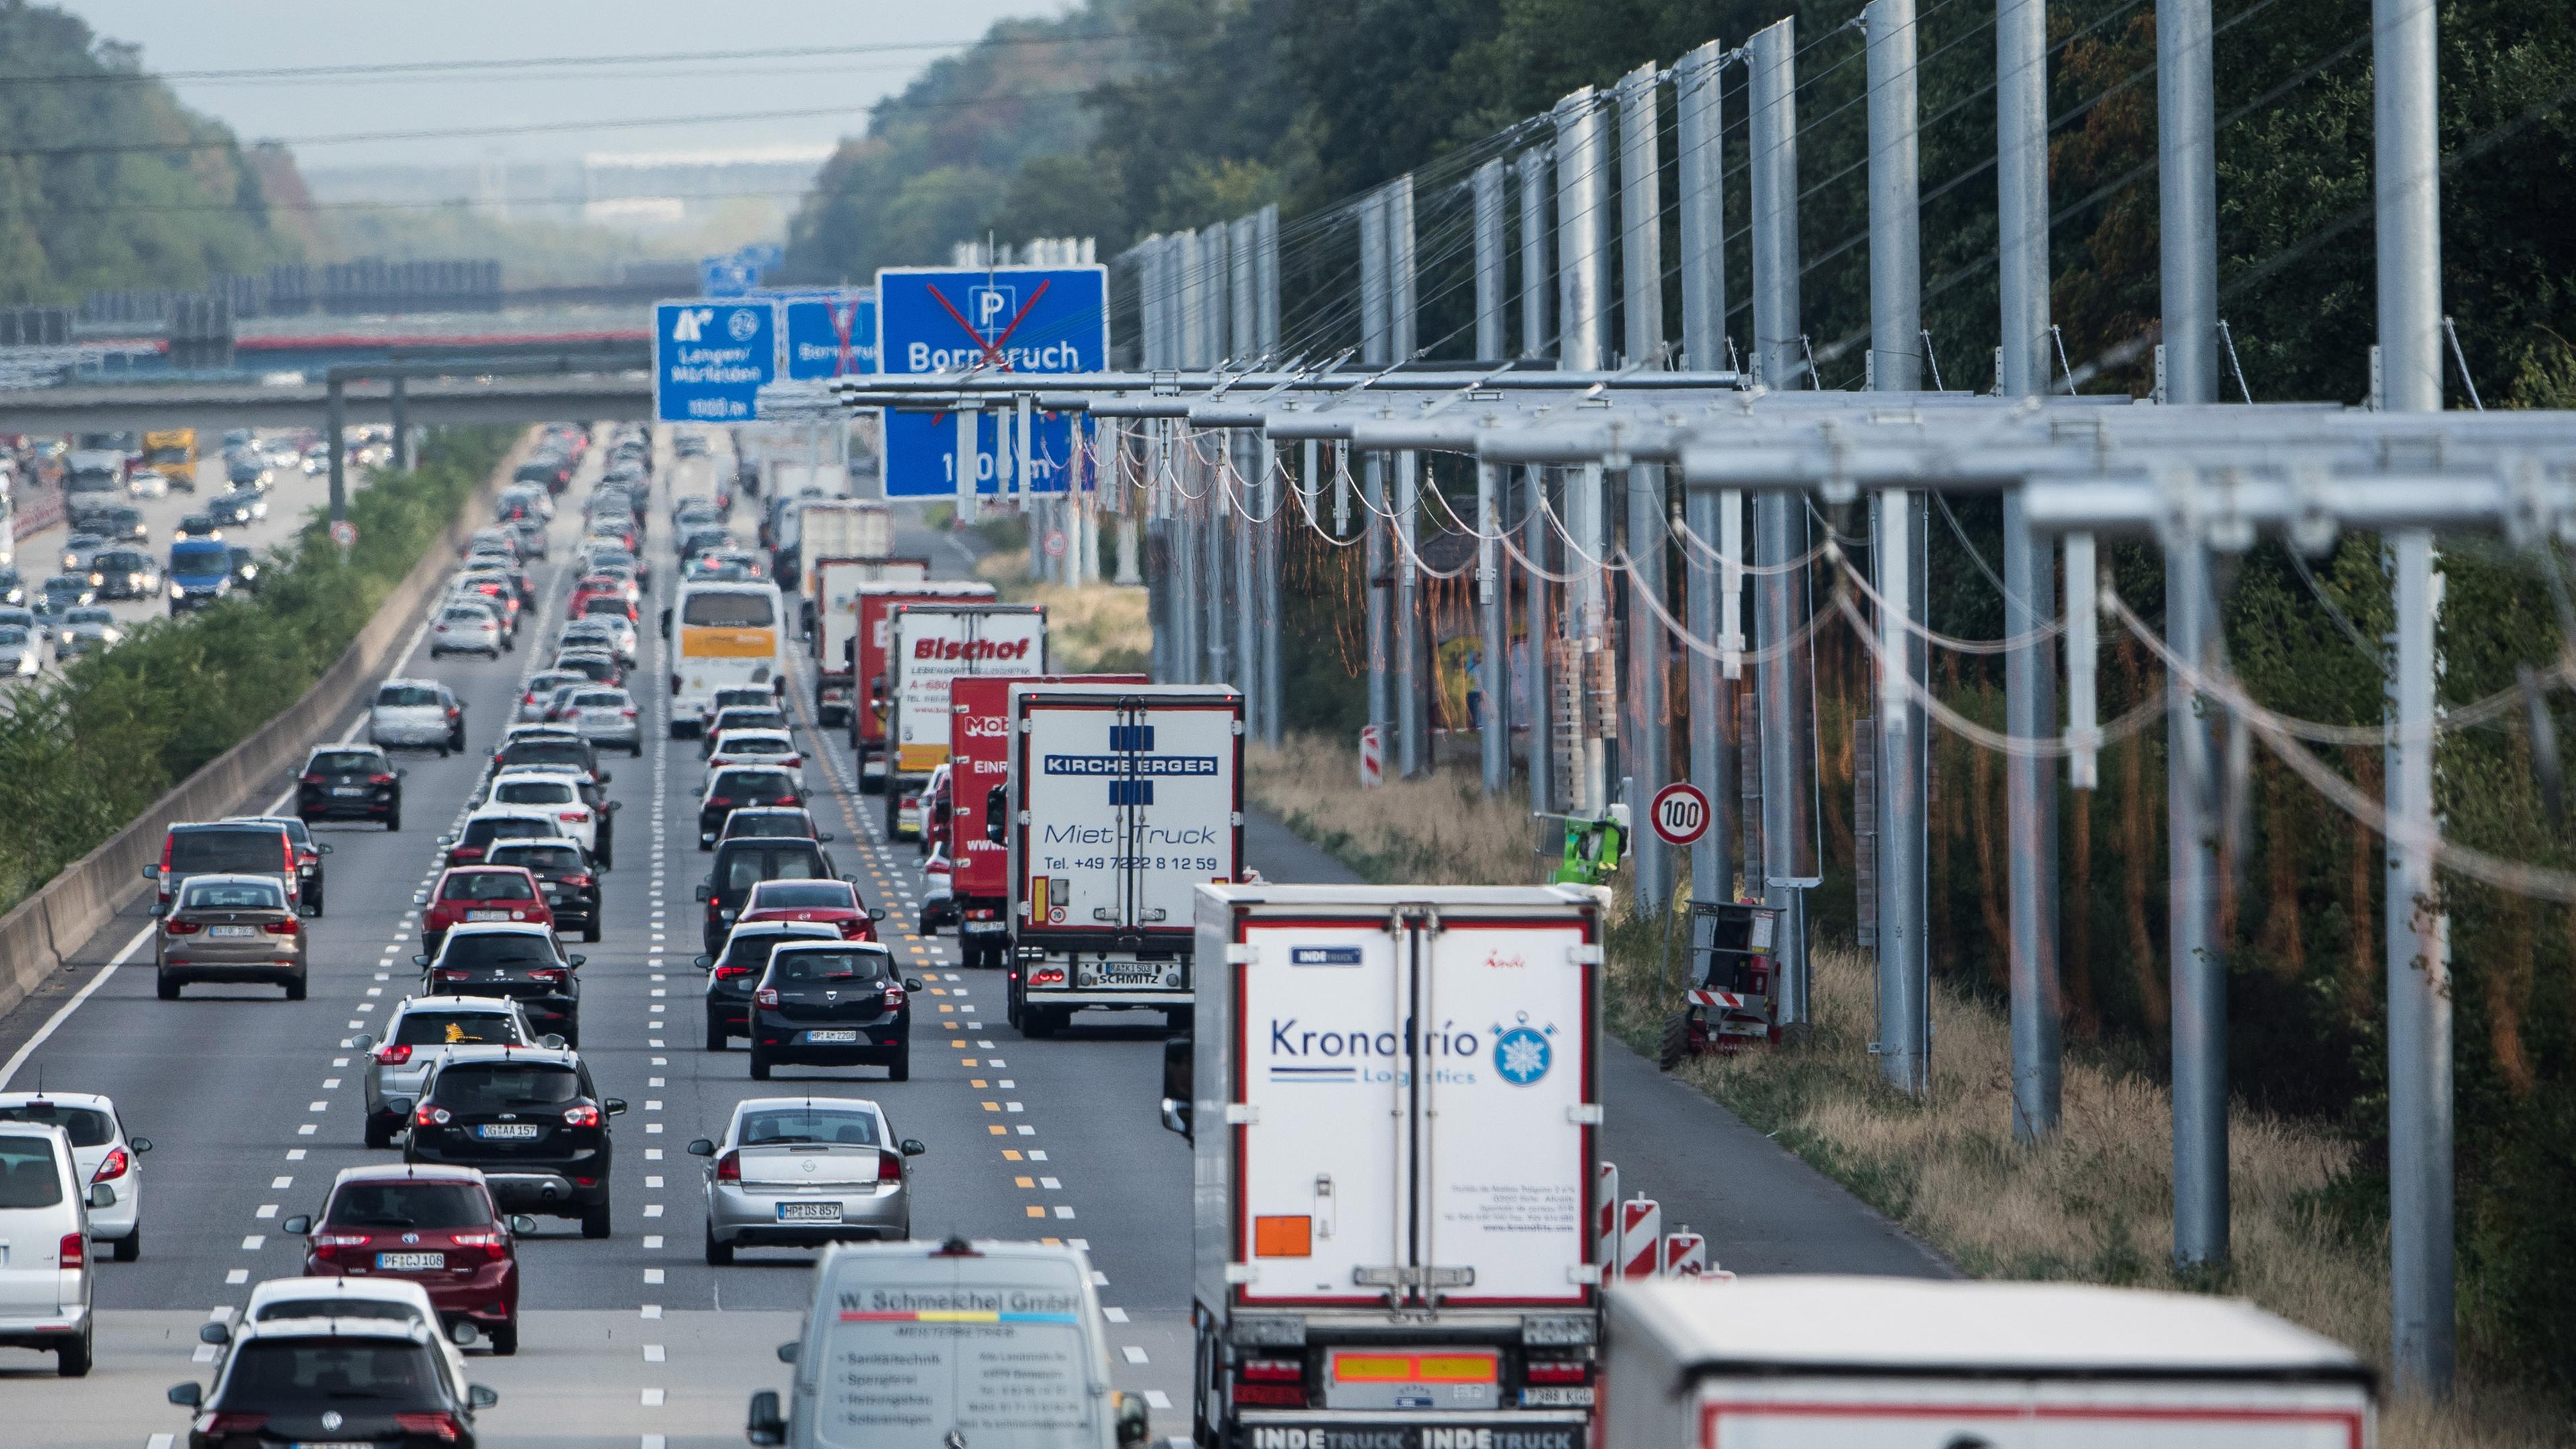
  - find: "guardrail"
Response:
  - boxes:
[0,428,536,1022]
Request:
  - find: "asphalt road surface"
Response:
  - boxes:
[0,432,1938,1448]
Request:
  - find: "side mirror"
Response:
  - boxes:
[568,955,588,967]
[411,955,429,967]
[509,1214,538,1234]
[141,864,160,879]
[319,844,335,855]
[468,1384,500,1410]
[435,834,455,846]
[198,1322,231,1346]
[1115,1390,1151,1449]
[397,769,409,780]
[538,1034,566,1050]
[747,1389,788,1446]
[149,902,166,918]
[604,1098,628,1115]
[659,607,672,635]
[301,904,319,918]
[900,1138,926,1157]
[692,955,712,971]
[598,771,612,785]
[819,832,836,843]
[868,907,887,922]
[774,1343,799,1365]
[694,885,710,902]
[352,1034,376,1053]
[131,1137,152,1153]
[686,1138,716,1157]
[412,893,430,908]
[282,1215,312,1236]
[903,978,925,992]
[168,1383,203,1409]
[450,1320,480,1347]
[89,1183,115,1209]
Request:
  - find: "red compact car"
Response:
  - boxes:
[737,878,884,943]
[417,865,554,955]
[285,1163,525,1354]
[567,574,635,622]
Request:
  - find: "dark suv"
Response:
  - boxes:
[697,765,804,849]
[296,746,405,829]
[405,1046,623,1236]
[492,731,606,781]
[168,1318,496,1448]
[698,921,839,1050]
[748,941,920,1082]
[417,924,584,1044]
[146,820,302,914]
[698,837,837,953]
[487,839,600,943]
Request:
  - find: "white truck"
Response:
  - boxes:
[1601,1275,2373,1449]
[882,602,1046,837]
[808,555,931,727]
[1165,883,1607,1449]
[794,498,892,592]
[1002,684,1242,1034]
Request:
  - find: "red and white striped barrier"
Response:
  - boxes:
[1358,724,1384,788]
[1684,988,1747,1009]
[1660,1230,1707,1277]
[1595,1162,1619,1271]
[1617,1197,1662,1279]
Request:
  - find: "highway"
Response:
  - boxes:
[0,425,1937,1448]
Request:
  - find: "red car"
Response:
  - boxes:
[284,1163,525,1354]
[737,878,885,943]
[417,865,554,955]
[568,574,635,621]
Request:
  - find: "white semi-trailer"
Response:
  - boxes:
[1167,883,1608,1449]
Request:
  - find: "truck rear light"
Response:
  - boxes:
[1523,1360,1593,1385]
[1033,967,1066,987]
[1239,1360,1303,1383]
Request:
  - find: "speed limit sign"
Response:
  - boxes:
[1649,782,1712,847]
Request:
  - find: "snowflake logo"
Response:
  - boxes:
[1493,1026,1552,1085]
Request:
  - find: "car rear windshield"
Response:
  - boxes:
[394,1011,519,1048]
[581,596,630,616]
[436,933,555,969]
[311,751,385,774]
[501,741,589,769]
[682,592,773,628]
[440,873,535,902]
[0,1135,64,1207]
[724,847,825,892]
[439,607,487,623]
[0,627,27,647]
[496,781,574,806]
[715,710,788,734]
[721,735,791,755]
[716,772,796,804]
[378,685,441,708]
[0,1104,113,1148]
[433,1064,580,1112]
[218,1342,444,1408]
[490,845,583,874]
[328,1181,490,1230]
[182,879,285,910]
[574,692,626,708]
[739,1107,880,1146]
[463,818,555,849]
[771,949,891,985]
[168,828,285,874]
[726,814,809,839]
[558,656,615,680]
[755,883,852,909]
[253,1298,420,1325]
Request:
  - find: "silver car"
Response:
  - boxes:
[561,686,643,756]
[54,607,121,657]
[686,1097,923,1263]
[429,602,503,659]
[0,1093,148,1261]
[350,996,551,1148]
[0,624,40,676]
[370,678,462,755]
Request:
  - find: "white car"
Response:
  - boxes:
[0,1123,97,1374]
[478,772,598,857]
[370,678,463,755]
[219,1274,479,1377]
[0,1092,146,1261]
[0,624,40,676]
[705,727,806,787]
[696,684,775,737]
[564,614,639,665]
[429,602,504,659]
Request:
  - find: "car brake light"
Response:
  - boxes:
[1523,1361,1592,1385]
[564,873,594,888]
[91,1147,129,1183]
[878,1150,903,1183]
[560,810,589,822]
[754,987,780,1008]
[368,773,395,785]
[415,1104,452,1128]
[707,796,732,808]
[163,919,201,935]
[392,1411,466,1442]
[533,967,569,986]
[715,964,752,980]
[883,983,906,1010]
[301,773,325,784]
[449,1230,511,1261]
[562,1104,601,1128]
[262,919,299,936]
[840,921,868,941]
[312,1231,372,1250]
[58,1232,83,1269]
[622,708,638,718]
[716,1150,741,1183]
[202,1412,270,1434]
[374,1042,413,1065]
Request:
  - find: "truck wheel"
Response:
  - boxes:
[884,788,900,839]
[857,748,883,794]
[1164,1007,1193,1034]
[1022,1006,1059,1040]
[1658,1010,1693,1070]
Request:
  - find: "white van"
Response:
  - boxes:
[749,1237,1148,1449]
[0,1123,104,1375]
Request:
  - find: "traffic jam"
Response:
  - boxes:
[0,422,2375,1449]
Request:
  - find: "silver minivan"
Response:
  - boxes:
[749,1238,1147,1449]
[0,1124,105,1375]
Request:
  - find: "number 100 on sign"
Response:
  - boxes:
[1650,783,1711,847]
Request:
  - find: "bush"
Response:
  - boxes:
[0,427,512,913]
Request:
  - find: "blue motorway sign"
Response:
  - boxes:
[875,264,1108,497]
[700,243,785,298]
[782,292,878,379]
[652,300,777,423]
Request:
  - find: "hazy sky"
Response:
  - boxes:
[54,1,1076,171]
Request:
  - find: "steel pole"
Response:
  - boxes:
[2379,0,2449,1395]
[1232,215,1260,714]
[1360,191,1391,744]
[1257,205,1285,747]
[2167,520,2228,1267]
[1998,0,2051,397]
[1748,21,1803,390]
[1138,246,1169,681]
[1174,231,1203,684]
[1390,176,1425,778]
[1201,223,1232,686]
[326,378,347,529]
[1556,89,1610,814]
[2159,0,2218,403]
[1619,62,1672,912]
[390,376,411,470]
[1677,39,1735,910]
[1866,0,1924,393]
[1474,160,1511,794]
[1521,151,1557,829]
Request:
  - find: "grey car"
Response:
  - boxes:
[350,995,552,1148]
[370,678,464,754]
[53,607,121,657]
[686,1097,923,1263]
[152,873,307,1000]
[561,687,643,756]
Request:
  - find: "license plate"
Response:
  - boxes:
[208,924,256,938]
[376,1251,445,1271]
[1519,1387,1596,1407]
[804,1029,859,1043]
[466,910,510,921]
[332,786,368,796]
[476,1123,540,1139]
[963,920,1007,934]
[777,1201,843,1222]
[1085,964,1165,986]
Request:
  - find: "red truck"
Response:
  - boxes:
[847,581,996,794]
[943,673,1146,970]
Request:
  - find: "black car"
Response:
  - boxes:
[207,489,262,527]
[677,525,731,563]
[97,503,148,542]
[441,814,562,867]
[416,927,586,1047]
[699,837,837,953]
[173,513,221,541]
[0,567,22,607]
[405,1047,621,1235]
[698,766,806,850]
[297,745,404,828]
[747,941,920,1081]
[227,545,262,595]
[487,840,600,943]
[551,650,621,686]
[698,921,840,1049]
[36,575,94,614]
[170,1321,496,1449]
[493,731,604,780]
[227,814,334,914]
[89,548,158,600]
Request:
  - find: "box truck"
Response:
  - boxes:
[142,429,197,493]
[808,555,931,725]
[1004,684,1242,1034]
[849,582,998,791]
[795,499,892,586]
[945,674,1148,970]
[1165,883,1607,1449]
[881,602,1045,837]
[1601,1275,2373,1449]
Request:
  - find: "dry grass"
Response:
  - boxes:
[976,549,1150,674]
[1250,733,2571,1449]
